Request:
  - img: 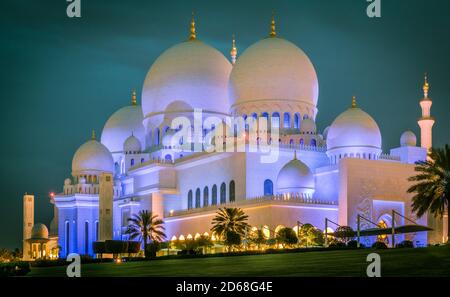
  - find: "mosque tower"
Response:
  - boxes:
[417,74,435,154]
[22,193,34,260]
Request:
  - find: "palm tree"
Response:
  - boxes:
[211,207,250,239]
[408,145,450,242]
[125,210,166,257]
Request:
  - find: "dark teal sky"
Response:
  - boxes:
[1,0,449,249]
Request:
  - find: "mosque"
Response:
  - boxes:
[22,16,446,260]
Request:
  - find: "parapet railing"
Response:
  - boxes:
[165,195,337,218]
[379,154,401,161]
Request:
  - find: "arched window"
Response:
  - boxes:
[229,180,235,202]
[220,183,226,204]
[187,190,193,209]
[212,185,217,205]
[264,179,274,196]
[299,138,304,145]
[195,188,201,208]
[131,159,135,166]
[294,113,300,129]
[65,221,70,255]
[283,112,291,128]
[84,221,89,255]
[311,139,317,147]
[95,221,99,241]
[303,114,309,120]
[154,128,160,146]
[164,154,172,162]
[203,187,209,207]
[141,158,145,164]
[289,139,294,146]
[272,112,280,128]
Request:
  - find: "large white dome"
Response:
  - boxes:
[229,37,318,114]
[326,99,382,163]
[101,104,145,154]
[276,154,315,194]
[141,40,232,125]
[72,134,114,175]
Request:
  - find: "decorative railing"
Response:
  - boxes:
[165,195,337,218]
[379,153,401,161]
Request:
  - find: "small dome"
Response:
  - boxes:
[123,134,142,153]
[322,126,330,140]
[31,223,49,239]
[101,104,145,155]
[327,103,382,151]
[300,118,317,134]
[142,40,232,124]
[229,37,318,112]
[64,178,72,185]
[277,153,314,194]
[400,131,417,147]
[72,133,114,175]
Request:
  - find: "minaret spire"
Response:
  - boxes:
[189,12,197,40]
[230,34,237,65]
[293,150,297,160]
[91,129,96,140]
[270,12,276,37]
[131,89,137,105]
[351,96,357,108]
[417,73,435,156]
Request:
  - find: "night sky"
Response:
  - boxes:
[1,0,449,249]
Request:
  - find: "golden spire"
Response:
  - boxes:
[351,96,357,108]
[131,89,137,105]
[91,129,96,140]
[189,12,196,40]
[230,34,237,65]
[270,13,276,37]
[294,150,297,160]
[423,73,430,98]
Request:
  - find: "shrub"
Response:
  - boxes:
[328,242,346,248]
[347,240,358,248]
[0,261,30,277]
[105,240,129,256]
[371,241,388,249]
[145,241,162,258]
[396,240,414,248]
[93,241,105,254]
[276,227,298,247]
[334,226,354,243]
[127,241,141,254]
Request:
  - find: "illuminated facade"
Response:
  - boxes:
[25,16,446,258]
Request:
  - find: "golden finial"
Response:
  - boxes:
[294,150,297,160]
[351,96,357,108]
[131,89,137,105]
[270,12,276,37]
[230,34,237,65]
[91,129,96,140]
[189,12,196,40]
[423,73,429,98]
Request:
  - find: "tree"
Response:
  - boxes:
[124,210,166,258]
[298,224,324,247]
[224,230,242,252]
[408,145,450,242]
[196,235,213,254]
[333,226,354,244]
[250,229,266,250]
[211,207,250,239]
[276,227,298,248]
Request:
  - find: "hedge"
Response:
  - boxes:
[0,261,30,277]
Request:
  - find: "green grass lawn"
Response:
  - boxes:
[28,245,450,277]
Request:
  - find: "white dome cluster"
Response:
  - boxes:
[123,134,142,154]
[101,102,145,156]
[277,152,315,195]
[400,130,417,147]
[326,98,382,163]
[72,132,114,176]
[229,37,318,117]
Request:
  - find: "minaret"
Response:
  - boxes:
[230,35,237,65]
[417,74,435,155]
[23,193,34,260]
[91,129,96,141]
[131,89,137,106]
[189,12,196,41]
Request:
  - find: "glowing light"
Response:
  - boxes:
[194,233,201,240]
[187,234,193,240]
[169,209,174,216]
[179,235,185,241]
[171,235,177,241]
[203,232,209,237]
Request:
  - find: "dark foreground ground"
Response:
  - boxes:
[28,245,450,277]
